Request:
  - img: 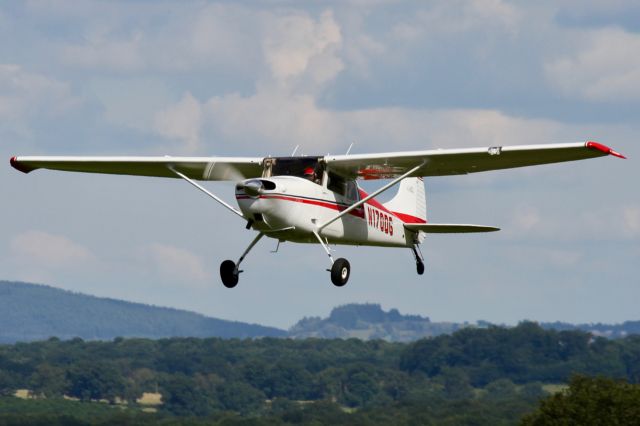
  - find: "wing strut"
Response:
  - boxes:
[317,163,423,231]
[170,168,244,218]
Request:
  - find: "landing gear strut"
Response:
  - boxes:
[314,231,351,287]
[220,233,264,288]
[412,245,425,275]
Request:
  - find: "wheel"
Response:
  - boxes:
[416,260,425,275]
[331,258,350,287]
[220,260,239,288]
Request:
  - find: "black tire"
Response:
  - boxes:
[331,258,350,287]
[417,260,425,275]
[220,260,239,288]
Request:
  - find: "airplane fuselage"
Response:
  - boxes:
[235,176,416,248]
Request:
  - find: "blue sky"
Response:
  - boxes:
[2,1,638,329]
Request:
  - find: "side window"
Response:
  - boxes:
[327,172,346,196]
[345,181,359,203]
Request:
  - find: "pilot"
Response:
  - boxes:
[303,166,316,181]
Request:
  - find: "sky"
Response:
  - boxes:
[2,0,639,329]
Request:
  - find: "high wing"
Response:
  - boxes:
[10,156,264,181]
[325,141,626,180]
[404,223,500,233]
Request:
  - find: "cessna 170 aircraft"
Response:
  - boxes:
[10,141,625,288]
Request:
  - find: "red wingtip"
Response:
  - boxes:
[586,141,627,159]
[10,156,33,173]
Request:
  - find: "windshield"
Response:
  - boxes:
[270,157,323,184]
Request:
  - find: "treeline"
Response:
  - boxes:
[401,321,640,385]
[1,322,639,423]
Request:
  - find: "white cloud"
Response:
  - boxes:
[624,206,640,235]
[60,31,145,72]
[202,89,566,154]
[510,206,541,233]
[49,3,262,74]
[0,64,78,121]
[392,0,520,41]
[263,10,343,91]
[546,27,640,101]
[140,243,209,285]
[502,245,583,269]
[153,92,203,153]
[10,230,95,268]
[206,90,341,153]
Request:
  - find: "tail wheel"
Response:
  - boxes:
[331,258,350,287]
[220,260,239,288]
[417,259,425,275]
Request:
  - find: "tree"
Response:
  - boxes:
[483,378,517,401]
[66,361,125,403]
[29,363,68,398]
[439,367,474,400]
[521,375,640,425]
[160,373,219,416]
[217,381,265,415]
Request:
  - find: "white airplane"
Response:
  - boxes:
[11,141,625,288]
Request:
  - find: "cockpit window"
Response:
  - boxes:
[269,157,323,185]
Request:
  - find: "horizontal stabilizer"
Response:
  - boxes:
[404,223,500,233]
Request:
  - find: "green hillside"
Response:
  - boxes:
[0,281,286,343]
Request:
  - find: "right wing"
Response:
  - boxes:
[405,223,500,233]
[325,141,625,180]
[9,156,264,181]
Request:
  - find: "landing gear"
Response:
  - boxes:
[412,245,425,275]
[219,233,264,288]
[314,231,351,287]
[331,258,350,287]
[220,260,239,288]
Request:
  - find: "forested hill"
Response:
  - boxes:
[0,281,286,343]
[289,303,468,341]
[3,281,639,344]
[289,303,640,341]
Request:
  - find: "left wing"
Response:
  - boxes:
[10,156,264,181]
[325,141,625,180]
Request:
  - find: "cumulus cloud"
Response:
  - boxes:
[140,243,209,286]
[545,27,640,101]
[153,92,203,153]
[49,2,261,73]
[391,0,520,41]
[201,90,568,154]
[60,31,145,72]
[624,206,640,235]
[510,247,583,268]
[510,206,541,233]
[10,231,95,268]
[263,10,343,91]
[0,64,78,121]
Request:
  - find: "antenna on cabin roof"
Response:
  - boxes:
[346,142,354,155]
[290,145,300,156]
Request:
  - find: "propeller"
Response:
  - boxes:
[241,179,264,197]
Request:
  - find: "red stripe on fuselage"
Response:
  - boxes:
[392,211,427,224]
[357,189,427,224]
[236,190,426,224]
[236,194,365,219]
